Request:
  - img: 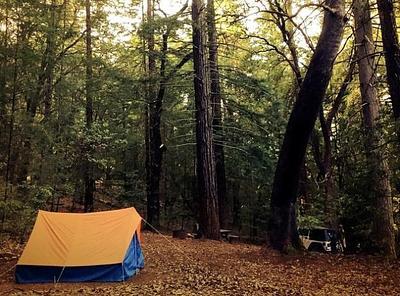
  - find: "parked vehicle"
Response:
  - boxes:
[299,227,343,252]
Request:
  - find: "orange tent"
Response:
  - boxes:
[16,208,144,283]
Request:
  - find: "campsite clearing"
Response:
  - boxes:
[1,232,400,295]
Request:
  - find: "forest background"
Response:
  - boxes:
[1,0,400,257]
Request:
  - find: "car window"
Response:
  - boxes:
[309,229,328,241]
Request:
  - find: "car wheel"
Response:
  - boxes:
[308,242,325,252]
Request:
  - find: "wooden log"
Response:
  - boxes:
[172,229,187,239]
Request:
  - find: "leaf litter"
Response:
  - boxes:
[1,232,399,295]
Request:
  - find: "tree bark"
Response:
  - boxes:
[377,0,400,139]
[144,3,191,227]
[0,1,9,143]
[321,59,355,226]
[1,23,19,227]
[43,0,57,119]
[269,0,315,223]
[83,0,95,212]
[192,0,220,239]
[145,0,161,227]
[28,2,57,119]
[207,0,228,229]
[269,0,346,251]
[353,0,396,258]
[141,0,151,227]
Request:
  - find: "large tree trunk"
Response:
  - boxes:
[207,0,228,229]
[270,0,315,223]
[353,0,396,258]
[83,0,95,212]
[39,1,57,186]
[144,3,190,227]
[192,0,220,239]
[143,7,151,227]
[146,32,167,228]
[269,0,346,252]
[377,0,400,139]
[145,0,161,227]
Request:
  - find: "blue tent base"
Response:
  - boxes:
[15,264,141,283]
[16,234,144,284]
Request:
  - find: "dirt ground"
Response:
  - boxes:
[1,232,400,295]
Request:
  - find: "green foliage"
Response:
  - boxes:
[297,215,324,229]
[0,184,52,237]
[0,0,398,255]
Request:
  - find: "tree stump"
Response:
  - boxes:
[172,229,187,239]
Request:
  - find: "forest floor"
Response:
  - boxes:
[1,232,400,295]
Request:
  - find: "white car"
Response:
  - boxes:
[299,227,340,252]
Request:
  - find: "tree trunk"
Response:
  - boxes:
[271,0,315,224]
[28,1,57,119]
[142,0,151,227]
[18,3,58,183]
[145,0,161,227]
[43,0,57,119]
[0,2,9,144]
[146,31,167,228]
[232,180,241,229]
[207,0,228,229]
[321,59,355,226]
[1,24,19,227]
[377,0,400,139]
[83,0,94,212]
[144,3,190,227]
[353,0,396,258]
[319,110,335,225]
[269,0,346,252]
[192,0,220,239]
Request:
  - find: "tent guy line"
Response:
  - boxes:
[141,217,195,263]
[55,266,66,284]
[0,263,17,279]
[11,208,201,284]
